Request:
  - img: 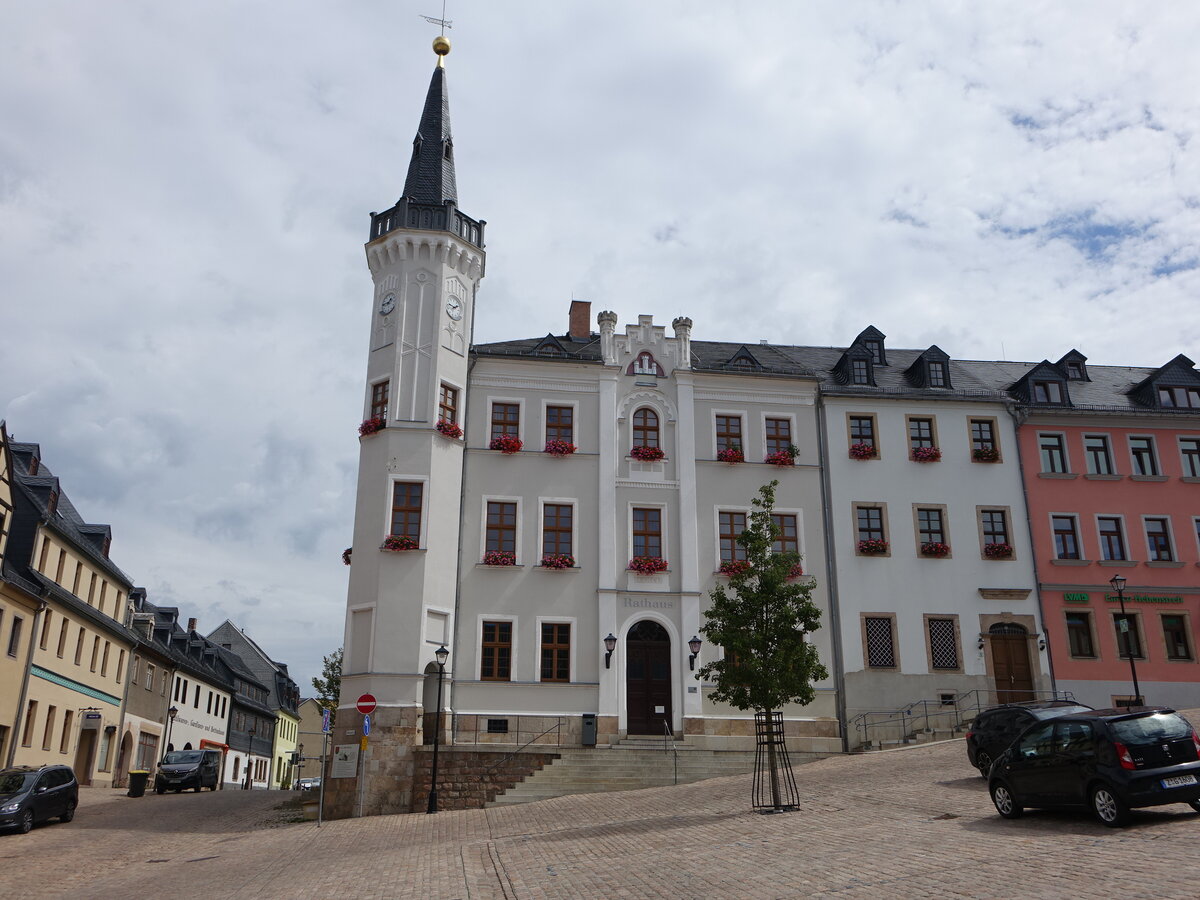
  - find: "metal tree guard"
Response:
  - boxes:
[752,711,799,811]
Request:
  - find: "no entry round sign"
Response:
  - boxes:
[356,693,377,715]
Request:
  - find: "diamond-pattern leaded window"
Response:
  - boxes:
[864,617,895,668]
[928,618,958,670]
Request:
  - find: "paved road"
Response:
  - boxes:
[5,728,1200,899]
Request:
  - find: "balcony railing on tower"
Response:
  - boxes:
[369,198,485,249]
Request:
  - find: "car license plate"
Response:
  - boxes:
[1161,774,1197,788]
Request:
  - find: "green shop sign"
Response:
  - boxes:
[1104,593,1183,604]
[1064,593,1089,603]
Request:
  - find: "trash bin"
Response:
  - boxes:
[127,770,151,798]
[581,713,597,747]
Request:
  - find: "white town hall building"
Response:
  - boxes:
[330,38,1048,816]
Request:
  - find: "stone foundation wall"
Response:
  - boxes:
[322,706,421,820]
[681,716,842,753]
[410,747,560,812]
[453,713,620,747]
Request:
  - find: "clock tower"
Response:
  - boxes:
[333,35,485,817]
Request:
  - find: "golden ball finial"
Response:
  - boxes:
[433,35,451,57]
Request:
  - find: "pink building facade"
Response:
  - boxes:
[1011,353,1200,710]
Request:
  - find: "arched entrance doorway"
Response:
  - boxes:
[989,623,1034,702]
[625,620,672,735]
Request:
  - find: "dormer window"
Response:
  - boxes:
[928,362,947,388]
[102,536,111,558]
[851,359,871,384]
[730,357,755,369]
[1158,386,1200,408]
[864,340,883,365]
[1032,381,1064,404]
[1065,361,1084,380]
[47,491,58,516]
[29,457,39,476]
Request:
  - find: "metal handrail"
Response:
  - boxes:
[479,718,564,776]
[850,688,1078,747]
[663,720,678,785]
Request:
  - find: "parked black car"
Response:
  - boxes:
[0,765,79,834]
[989,707,1200,827]
[155,749,221,793]
[966,700,1092,776]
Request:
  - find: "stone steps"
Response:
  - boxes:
[488,747,759,807]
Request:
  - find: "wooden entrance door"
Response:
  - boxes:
[990,626,1034,702]
[626,621,673,735]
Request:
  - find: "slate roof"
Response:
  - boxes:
[402,64,457,205]
[7,441,133,588]
[133,592,236,691]
[207,620,299,715]
[473,330,1199,413]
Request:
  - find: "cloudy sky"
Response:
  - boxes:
[3,2,1198,691]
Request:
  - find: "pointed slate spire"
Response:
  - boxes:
[402,45,457,205]
[370,37,484,248]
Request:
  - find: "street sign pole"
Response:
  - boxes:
[356,732,366,819]
[317,731,327,827]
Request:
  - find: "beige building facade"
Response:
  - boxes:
[4,437,136,787]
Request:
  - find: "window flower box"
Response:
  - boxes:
[381,535,419,552]
[718,559,750,576]
[628,556,668,574]
[489,435,523,454]
[482,550,516,566]
[983,542,1014,560]
[342,548,352,566]
[630,446,665,462]
[787,563,805,579]
[848,442,877,460]
[436,420,463,440]
[972,447,1000,463]
[717,445,744,465]
[359,416,385,437]
[544,439,576,457]
[910,446,942,463]
[920,542,950,558]
[540,553,575,569]
[857,539,889,556]
[765,445,799,467]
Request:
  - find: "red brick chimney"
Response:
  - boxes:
[568,300,591,340]
[187,617,198,632]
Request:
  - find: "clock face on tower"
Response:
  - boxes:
[445,297,463,321]
[379,294,396,316]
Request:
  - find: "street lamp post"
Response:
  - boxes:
[245,725,256,790]
[1110,574,1142,706]
[426,644,449,814]
[164,705,179,754]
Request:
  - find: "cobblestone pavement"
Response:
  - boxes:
[6,718,1200,900]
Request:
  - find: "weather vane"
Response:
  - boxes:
[420,0,452,36]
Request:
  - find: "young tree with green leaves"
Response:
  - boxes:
[698,480,828,809]
[312,648,342,725]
